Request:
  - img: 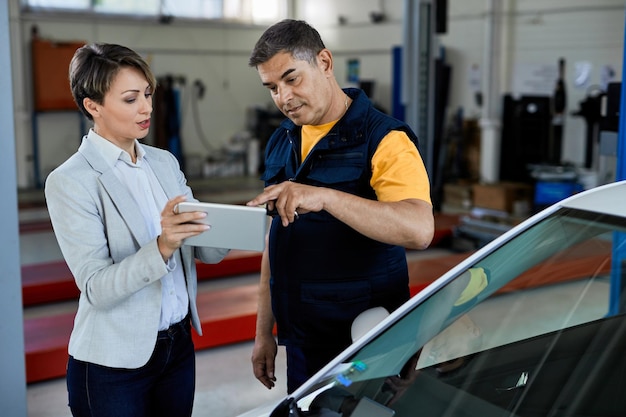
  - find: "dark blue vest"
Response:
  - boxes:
[262,88,419,349]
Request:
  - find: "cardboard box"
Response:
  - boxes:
[443,183,473,210]
[472,182,533,214]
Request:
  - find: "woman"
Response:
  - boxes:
[44,43,229,417]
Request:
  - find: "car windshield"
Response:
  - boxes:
[289,207,626,417]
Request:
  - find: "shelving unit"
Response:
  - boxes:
[31,34,85,188]
[31,111,85,188]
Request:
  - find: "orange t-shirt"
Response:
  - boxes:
[301,123,431,204]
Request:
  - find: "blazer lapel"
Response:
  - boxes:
[78,138,153,246]
[145,149,195,264]
[146,149,180,200]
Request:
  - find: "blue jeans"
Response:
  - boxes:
[67,317,196,417]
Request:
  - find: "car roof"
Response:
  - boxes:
[560,179,626,217]
[250,180,626,413]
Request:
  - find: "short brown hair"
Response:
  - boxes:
[69,43,156,120]
[249,19,326,68]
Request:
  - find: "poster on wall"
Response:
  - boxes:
[512,63,558,98]
[347,58,360,83]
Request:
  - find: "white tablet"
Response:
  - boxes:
[174,201,267,252]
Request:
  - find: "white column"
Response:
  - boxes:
[479,0,503,183]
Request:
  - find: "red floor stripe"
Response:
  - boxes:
[23,277,441,383]
[21,251,263,307]
[22,214,461,383]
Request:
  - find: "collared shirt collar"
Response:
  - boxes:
[86,129,145,168]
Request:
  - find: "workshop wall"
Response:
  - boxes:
[13,18,273,186]
[8,0,625,188]
[508,0,624,168]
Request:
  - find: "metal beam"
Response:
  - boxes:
[402,0,435,178]
[617,8,626,182]
[0,0,27,415]
[479,0,502,183]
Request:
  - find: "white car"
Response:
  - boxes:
[240,180,626,417]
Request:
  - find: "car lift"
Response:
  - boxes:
[608,25,626,315]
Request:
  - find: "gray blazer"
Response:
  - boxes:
[44,135,229,369]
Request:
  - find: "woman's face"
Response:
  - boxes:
[88,66,153,149]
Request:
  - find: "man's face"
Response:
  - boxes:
[257,51,335,126]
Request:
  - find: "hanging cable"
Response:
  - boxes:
[189,79,219,155]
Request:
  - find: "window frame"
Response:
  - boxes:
[20,0,288,25]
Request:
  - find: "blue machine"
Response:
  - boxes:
[608,20,626,315]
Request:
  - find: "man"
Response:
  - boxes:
[246,19,434,394]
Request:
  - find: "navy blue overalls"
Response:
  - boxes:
[262,88,420,354]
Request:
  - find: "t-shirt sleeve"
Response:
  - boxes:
[370,130,432,204]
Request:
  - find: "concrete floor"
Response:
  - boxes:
[21,176,287,417]
[20,175,456,417]
[21,227,288,417]
[26,340,287,417]
[21,228,454,417]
